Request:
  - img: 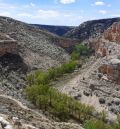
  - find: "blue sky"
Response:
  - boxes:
[0,0,120,26]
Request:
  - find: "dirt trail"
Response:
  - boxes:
[59,58,101,94]
[55,57,117,121]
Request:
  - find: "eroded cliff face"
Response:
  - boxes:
[0,33,17,56]
[99,59,120,84]
[104,22,120,43]
[55,38,78,52]
[96,22,120,84]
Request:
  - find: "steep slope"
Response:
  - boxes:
[64,18,120,41]
[31,24,74,36]
[0,16,70,70]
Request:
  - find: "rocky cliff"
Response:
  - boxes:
[97,22,120,84]
[64,18,120,41]
[104,22,120,43]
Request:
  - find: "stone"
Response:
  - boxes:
[89,84,95,91]
[83,90,90,96]
[113,99,120,106]
[74,93,82,100]
[99,98,106,104]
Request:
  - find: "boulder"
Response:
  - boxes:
[99,98,106,104]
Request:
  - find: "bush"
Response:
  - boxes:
[71,51,80,60]
[74,44,90,56]
[84,117,120,129]
[71,44,90,61]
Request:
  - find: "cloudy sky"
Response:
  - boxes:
[0,0,120,26]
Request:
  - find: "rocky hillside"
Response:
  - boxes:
[0,17,84,129]
[0,16,70,70]
[64,18,120,41]
[31,24,74,36]
[54,21,120,122]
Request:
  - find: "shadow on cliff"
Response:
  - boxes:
[0,53,28,74]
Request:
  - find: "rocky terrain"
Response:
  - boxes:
[0,16,70,70]
[0,16,120,129]
[54,21,120,122]
[31,24,74,36]
[0,17,83,129]
[64,18,120,41]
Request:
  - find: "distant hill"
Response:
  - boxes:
[31,24,75,36]
[64,18,120,41]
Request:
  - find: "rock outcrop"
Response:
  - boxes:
[97,21,120,83]
[99,58,120,84]
[104,22,120,43]
[55,38,78,52]
[0,33,17,56]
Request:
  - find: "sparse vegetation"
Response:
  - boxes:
[84,114,120,129]
[71,44,90,60]
[27,60,77,86]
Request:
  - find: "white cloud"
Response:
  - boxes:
[0,1,84,25]
[17,10,60,20]
[99,10,107,15]
[60,0,76,4]
[37,10,60,19]
[95,1,105,6]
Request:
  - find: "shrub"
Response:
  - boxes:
[84,118,120,129]
[71,51,80,60]
[74,44,90,56]
[84,119,108,129]
[71,44,90,61]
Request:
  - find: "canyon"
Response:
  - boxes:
[0,16,120,129]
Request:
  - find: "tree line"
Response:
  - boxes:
[26,59,94,121]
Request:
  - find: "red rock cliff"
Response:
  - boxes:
[104,22,120,43]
